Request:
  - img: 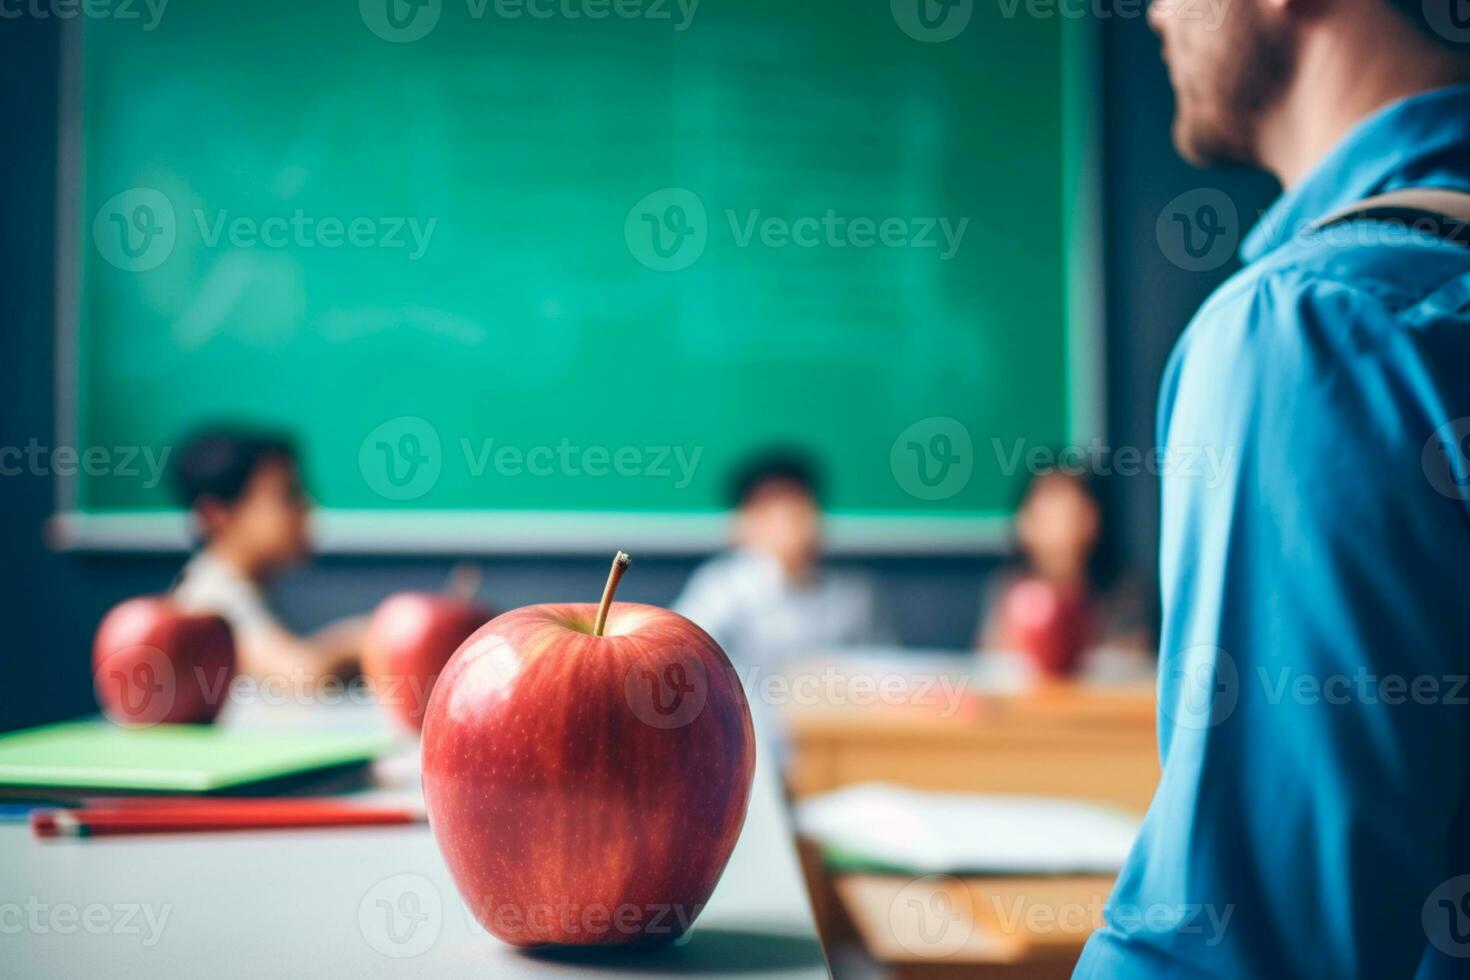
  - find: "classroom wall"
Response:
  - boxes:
[0,7,1278,732]
[1099,14,1281,582]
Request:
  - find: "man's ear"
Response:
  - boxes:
[192,496,232,539]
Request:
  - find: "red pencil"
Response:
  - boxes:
[31,800,423,838]
[78,795,403,810]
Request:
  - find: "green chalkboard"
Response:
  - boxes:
[61,0,1099,552]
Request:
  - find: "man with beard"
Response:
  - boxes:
[1074,0,1470,977]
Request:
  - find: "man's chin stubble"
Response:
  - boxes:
[1174,116,1258,171]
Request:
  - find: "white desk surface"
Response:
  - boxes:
[2,701,828,978]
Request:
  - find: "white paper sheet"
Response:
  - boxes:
[796,782,1142,875]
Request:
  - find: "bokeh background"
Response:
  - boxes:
[0,3,1278,731]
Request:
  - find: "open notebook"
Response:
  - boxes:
[797,782,1142,876]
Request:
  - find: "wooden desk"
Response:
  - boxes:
[834,873,1115,979]
[786,682,1159,812]
[3,701,827,979]
[782,673,1159,977]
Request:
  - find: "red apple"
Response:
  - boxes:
[1001,576,1094,678]
[362,592,492,730]
[93,597,237,726]
[421,553,755,948]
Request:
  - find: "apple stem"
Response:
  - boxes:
[593,551,632,638]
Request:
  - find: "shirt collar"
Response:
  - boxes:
[1240,83,1470,263]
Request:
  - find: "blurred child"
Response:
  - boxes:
[675,451,895,667]
[170,429,362,680]
[977,466,1152,679]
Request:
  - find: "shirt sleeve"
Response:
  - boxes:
[172,557,284,642]
[975,567,1019,648]
[1079,270,1470,978]
[673,557,742,651]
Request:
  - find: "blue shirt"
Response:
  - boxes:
[1075,85,1470,979]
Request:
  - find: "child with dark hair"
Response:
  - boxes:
[674,449,894,666]
[171,428,361,680]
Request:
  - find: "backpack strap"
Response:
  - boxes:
[1311,188,1470,247]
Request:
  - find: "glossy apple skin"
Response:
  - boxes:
[421,601,755,948]
[92,597,237,726]
[362,593,492,731]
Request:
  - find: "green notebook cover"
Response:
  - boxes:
[0,720,392,793]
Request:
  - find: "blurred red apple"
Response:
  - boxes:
[93,597,236,726]
[362,592,491,730]
[421,553,755,948]
[1002,577,1094,678]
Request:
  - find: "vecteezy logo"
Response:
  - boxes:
[93,645,177,728]
[1423,418,1470,501]
[1424,876,1470,957]
[890,875,974,957]
[92,188,177,272]
[890,417,974,501]
[359,416,443,501]
[890,0,973,42]
[359,0,442,43]
[115,663,163,714]
[624,649,708,730]
[358,874,442,957]
[1423,0,1470,43]
[1156,188,1239,272]
[624,188,708,272]
[1160,645,1238,730]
